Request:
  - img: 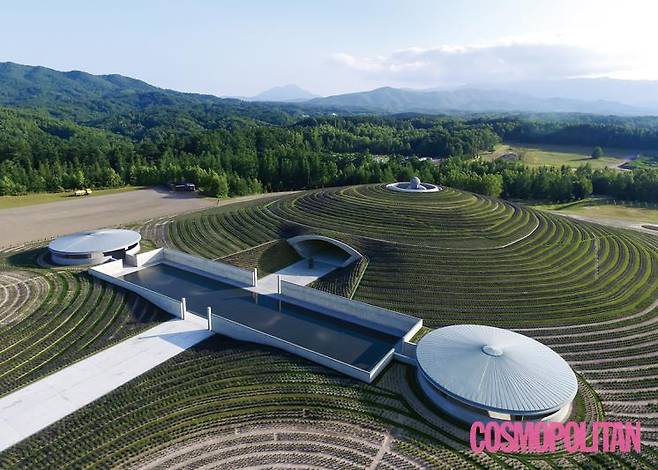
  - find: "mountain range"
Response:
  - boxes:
[1,61,658,119]
[0,61,309,125]
[304,82,658,115]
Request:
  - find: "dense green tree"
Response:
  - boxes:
[0,106,656,203]
[591,146,604,159]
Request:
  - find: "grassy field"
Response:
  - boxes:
[484,142,636,169]
[1,185,657,468]
[623,153,658,170]
[0,186,146,209]
[532,198,658,226]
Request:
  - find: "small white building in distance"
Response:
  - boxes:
[416,325,577,423]
[49,229,141,266]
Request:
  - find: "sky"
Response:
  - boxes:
[2,0,658,97]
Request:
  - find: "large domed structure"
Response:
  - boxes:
[416,325,577,423]
[49,229,141,265]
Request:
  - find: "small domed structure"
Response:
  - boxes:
[49,229,141,266]
[416,325,577,423]
[386,177,440,193]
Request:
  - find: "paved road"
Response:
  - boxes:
[0,188,214,249]
[610,153,639,172]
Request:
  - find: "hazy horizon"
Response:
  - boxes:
[2,0,658,97]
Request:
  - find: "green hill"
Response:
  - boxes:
[0,62,301,124]
[2,185,657,467]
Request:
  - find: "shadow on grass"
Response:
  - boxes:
[5,247,48,268]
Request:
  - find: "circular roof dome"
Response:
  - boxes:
[49,229,141,254]
[416,325,578,415]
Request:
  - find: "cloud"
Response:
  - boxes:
[331,42,625,87]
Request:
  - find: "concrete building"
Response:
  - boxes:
[89,247,423,383]
[386,177,440,192]
[49,229,141,265]
[416,325,577,423]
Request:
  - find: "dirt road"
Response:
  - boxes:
[0,188,295,249]
[610,153,639,171]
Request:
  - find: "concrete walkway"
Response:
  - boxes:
[0,258,334,452]
[0,315,212,452]
[249,259,337,295]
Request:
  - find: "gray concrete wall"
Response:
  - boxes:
[126,247,164,267]
[162,249,255,287]
[279,281,422,338]
[89,258,126,276]
[124,248,255,287]
[394,340,418,365]
[89,268,182,318]
[210,313,384,383]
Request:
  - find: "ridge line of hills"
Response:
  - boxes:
[2,61,658,119]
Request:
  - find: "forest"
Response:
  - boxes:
[0,106,657,203]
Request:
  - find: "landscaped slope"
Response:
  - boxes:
[168,185,658,327]
[164,184,658,447]
[0,247,169,396]
[0,336,613,469]
[1,184,657,467]
[162,185,658,443]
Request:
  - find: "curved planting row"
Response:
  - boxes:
[525,305,658,444]
[267,185,539,249]
[309,257,370,299]
[160,184,658,448]
[166,186,658,328]
[0,337,619,469]
[4,184,655,465]
[0,250,169,396]
[0,270,48,326]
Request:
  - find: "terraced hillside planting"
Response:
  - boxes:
[309,256,370,299]
[165,185,658,445]
[270,185,539,249]
[0,246,169,396]
[0,336,623,469]
[168,185,658,327]
[2,184,657,467]
[220,240,301,277]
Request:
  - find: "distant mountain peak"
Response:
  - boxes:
[251,84,318,102]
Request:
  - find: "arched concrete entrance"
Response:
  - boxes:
[287,235,362,268]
